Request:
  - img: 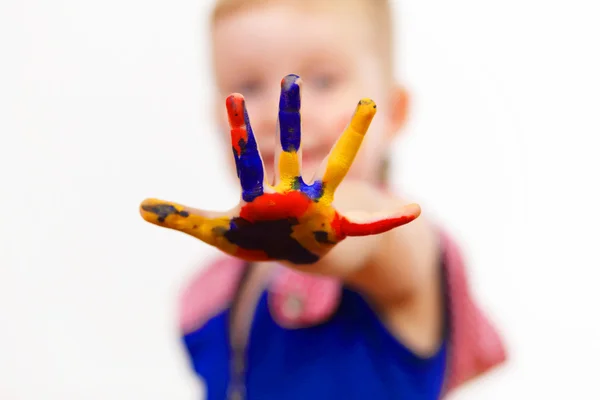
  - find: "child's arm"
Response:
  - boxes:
[304,179,439,294]
[143,73,506,381]
[306,180,443,354]
[140,74,439,353]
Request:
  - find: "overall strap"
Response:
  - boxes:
[227,263,274,400]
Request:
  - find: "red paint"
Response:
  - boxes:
[226,95,248,156]
[330,211,347,241]
[239,192,312,222]
[235,248,269,261]
[341,215,417,237]
[230,128,246,156]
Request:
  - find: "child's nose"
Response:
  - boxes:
[241,85,324,150]
[244,90,280,140]
[247,92,279,145]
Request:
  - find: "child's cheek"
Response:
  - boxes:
[333,110,355,138]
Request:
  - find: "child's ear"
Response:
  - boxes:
[386,84,410,139]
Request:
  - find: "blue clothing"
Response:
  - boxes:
[183,286,448,399]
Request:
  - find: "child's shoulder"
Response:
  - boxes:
[178,255,245,335]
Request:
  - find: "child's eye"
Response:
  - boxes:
[309,74,338,91]
[237,80,264,96]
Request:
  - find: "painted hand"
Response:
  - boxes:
[140,74,420,265]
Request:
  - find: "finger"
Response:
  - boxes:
[275,74,302,189]
[336,203,421,238]
[318,99,377,204]
[226,94,266,202]
[139,198,235,251]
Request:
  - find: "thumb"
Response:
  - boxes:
[139,198,231,247]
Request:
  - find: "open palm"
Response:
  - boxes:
[140,74,420,264]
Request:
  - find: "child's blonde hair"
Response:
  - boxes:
[210,0,396,81]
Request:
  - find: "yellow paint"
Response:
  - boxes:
[275,150,300,191]
[320,98,377,204]
[288,201,338,253]
[139,198,236,254]
[139,97,381,264]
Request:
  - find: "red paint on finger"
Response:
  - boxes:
[226,94,248,156]
[330,212,347,241]
[341,214,417,237]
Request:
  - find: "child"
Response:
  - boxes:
[146,0,507,398]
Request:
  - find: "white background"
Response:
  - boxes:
[1,0,599,399]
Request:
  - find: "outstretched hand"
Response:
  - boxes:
[140,74,420,265]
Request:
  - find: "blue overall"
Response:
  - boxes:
[183,285,448,399]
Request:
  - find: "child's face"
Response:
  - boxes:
[212,3,407,185]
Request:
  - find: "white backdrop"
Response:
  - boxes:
[1,0,599,399]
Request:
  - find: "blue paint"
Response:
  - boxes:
[142,203,189,223]
[293,177,324,201]
[314,231,336,244]
[224,217,320,264]
[233,105,265,203]
[279,74,301,152]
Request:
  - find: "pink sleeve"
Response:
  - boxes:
[441,231,507,393]
[178,256,246,335]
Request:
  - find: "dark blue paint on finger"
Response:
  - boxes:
[141,203,189,223]
[279,74,302,152]
[234,103,265,203]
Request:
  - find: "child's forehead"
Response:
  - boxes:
[210,0,394,86]
[211,3,372,58]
